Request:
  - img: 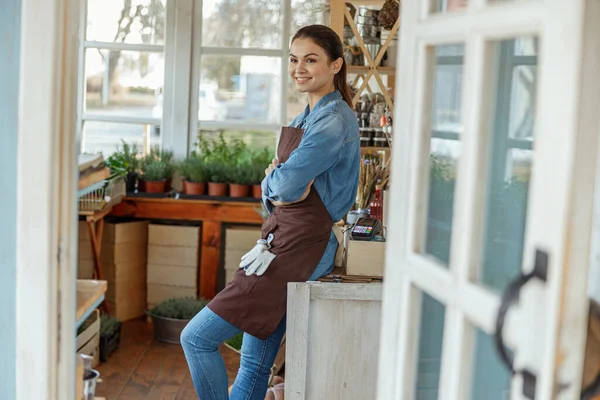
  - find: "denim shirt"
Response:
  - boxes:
[261,90,360,279]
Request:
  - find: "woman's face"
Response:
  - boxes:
[289,37,341,95]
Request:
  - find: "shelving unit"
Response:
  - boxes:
[330,0,399,109]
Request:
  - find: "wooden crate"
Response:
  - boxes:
[147,283,197,306]
[148,224,199,247]
[286,282,382,400]
[147,245,198,267]
[104,262,147,321]
[78,220,148,244]
[224,226,261,271]
[76,309,100,368]
[147,264,196,288]
[146,224,200,309]
[78,221,148,277]
[345,240,386,277]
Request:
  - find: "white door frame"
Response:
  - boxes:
[377,0,600,399]
[17,0,80,398]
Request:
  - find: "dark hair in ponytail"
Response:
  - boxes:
[291,25,354,107]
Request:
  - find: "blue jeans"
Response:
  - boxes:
[181,306,286,399]
[180,260,334,399]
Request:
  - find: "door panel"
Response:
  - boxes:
[478,37,538,293]
[378,1,596,399]
[422,44,464,266]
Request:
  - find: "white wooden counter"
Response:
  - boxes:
[286,282,383,400]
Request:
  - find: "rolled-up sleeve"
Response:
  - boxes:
[263,112,345,204]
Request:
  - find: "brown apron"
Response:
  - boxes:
[207,126,333,339]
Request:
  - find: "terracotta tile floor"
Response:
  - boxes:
[95,319,240,400]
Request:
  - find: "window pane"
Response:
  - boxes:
[478,37,537,292]
[432,0,468,14]
[422,44,464,266]
[84,49,164,119]
[287,0,330,123]
[290,0,328,37]
[82,121,159,157]
[86,0,167,45]
[415,292,445,400]
[202,0,282,49]
[199,55,281,123]
[470,327,512,400]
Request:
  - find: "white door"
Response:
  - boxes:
[378,0,600,399]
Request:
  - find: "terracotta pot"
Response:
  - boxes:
[145,180,166,193]
[185,181,206,195]
[208,182,228,197]
[181,180,187,193]
[229,183,250,198]
[252,184,262,199]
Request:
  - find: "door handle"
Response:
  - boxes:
[494,249,548,399]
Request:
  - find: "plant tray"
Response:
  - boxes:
[99,320,122,363]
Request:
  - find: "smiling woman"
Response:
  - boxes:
[180,25,361,400]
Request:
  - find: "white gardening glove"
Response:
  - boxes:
[239,234,276,276]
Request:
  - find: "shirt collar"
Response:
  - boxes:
[295,90,342,128]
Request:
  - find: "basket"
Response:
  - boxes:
[78,175,126,214]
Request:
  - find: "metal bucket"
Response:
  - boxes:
[149,313,191,344]
[83,369,100,400]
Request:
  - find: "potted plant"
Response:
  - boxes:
[105,140,140,193]
[228,161,254,198]
[142,161,171,193]
[179,156,207,195]
[140,146,175,192]
[249,148,273,199]
[205,161,230,196]
[147,297,208,344]
[99,314,122,362]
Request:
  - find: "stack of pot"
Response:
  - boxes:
[356,7,382,66]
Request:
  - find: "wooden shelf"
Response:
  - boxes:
[360,147,391,152]
[76,279,107,328]
[348,65,396,75]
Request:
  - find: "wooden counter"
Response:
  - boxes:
[76,279,107,328]
[110,195,264,299]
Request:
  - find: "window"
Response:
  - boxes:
[78,0,328,157]
[79,0,167,156]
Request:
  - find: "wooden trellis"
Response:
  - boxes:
[343,7,399,110]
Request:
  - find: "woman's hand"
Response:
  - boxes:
[265,158,279,177]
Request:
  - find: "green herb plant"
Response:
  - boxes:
[149,297,208,320]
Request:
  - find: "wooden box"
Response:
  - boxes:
[147,224,201,309]
[105,261,147,321]
[345,240,386,277]
[147,245,198,267]
[148,224,199,247]
[93,221,148,320]
[224,226,261,271]
[76,309,100,368]
[286,282,382,400]
[78,221,148,262]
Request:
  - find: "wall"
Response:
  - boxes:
[0,0,21,397]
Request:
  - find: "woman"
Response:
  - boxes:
[181,24,360,399]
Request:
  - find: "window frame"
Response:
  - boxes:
[77,0,298,158]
